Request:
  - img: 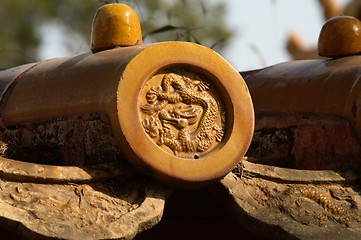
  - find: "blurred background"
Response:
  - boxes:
[0,0,356,70]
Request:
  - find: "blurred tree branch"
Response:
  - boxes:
[0,0,233,68]
[286,0,361,61]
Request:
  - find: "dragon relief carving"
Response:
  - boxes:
[141,71,224,155]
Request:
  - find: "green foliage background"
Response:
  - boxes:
[0,0,233,68]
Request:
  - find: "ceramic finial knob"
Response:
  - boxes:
[318,16,361,58]
[91,4,142,52]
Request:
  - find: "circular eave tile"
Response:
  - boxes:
[117,41,254,188]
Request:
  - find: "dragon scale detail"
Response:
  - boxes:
[141,71,224,155]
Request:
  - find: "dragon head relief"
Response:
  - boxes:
[140,70,225,157]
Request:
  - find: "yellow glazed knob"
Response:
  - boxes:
[318,16,361,58]
[91,4,142,52]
